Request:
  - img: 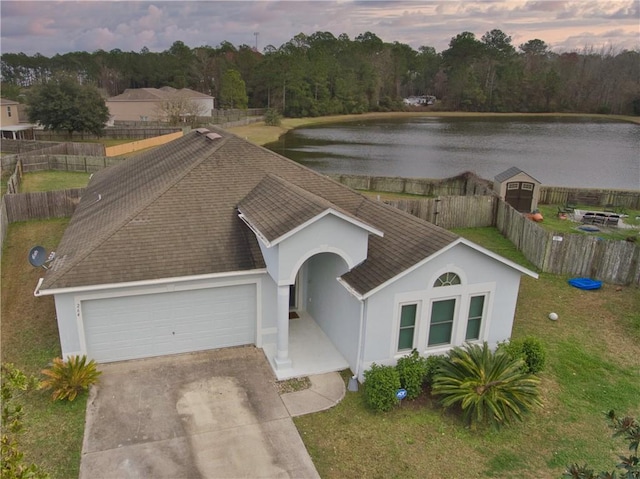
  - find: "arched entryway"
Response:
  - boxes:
[271,252,356,379]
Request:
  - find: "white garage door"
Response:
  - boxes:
[82,284,256,363]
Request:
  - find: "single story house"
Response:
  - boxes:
[106,87,214,123]
[35,129,537,381]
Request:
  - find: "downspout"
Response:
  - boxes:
[349,297,367,392]
[33,277,44,296]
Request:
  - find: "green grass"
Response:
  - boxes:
[1,218,86,478]
[536,203,640,241]
[19,171,91,193]
[451,226,537,270]
[295,227,640,479]
[2,221,638,478]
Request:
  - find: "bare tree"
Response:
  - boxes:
[154,96,208,125]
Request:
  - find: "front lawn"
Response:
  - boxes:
[1,219,86,478]
[294,227,640,478]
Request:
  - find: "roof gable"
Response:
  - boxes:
[238,174,382,246]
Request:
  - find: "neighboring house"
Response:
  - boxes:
[106,87,214,123]
[494,167,541,213]
[34,129,537,381]
[0,97,34,139]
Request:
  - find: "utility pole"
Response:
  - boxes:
[254,32,259,51]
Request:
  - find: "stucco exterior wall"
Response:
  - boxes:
[359,242,523,379]
[106,100,160,122]
[306,253,361,370]
[266,214,371,285]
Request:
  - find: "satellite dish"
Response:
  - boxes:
[28,246,54,269]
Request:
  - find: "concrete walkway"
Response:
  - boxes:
[79,347,345,479]
[280,372,346,417]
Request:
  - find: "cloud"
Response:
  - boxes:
[1,0,638,56]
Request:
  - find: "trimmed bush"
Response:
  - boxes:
[396,349,427,400]
[40,355,101,401]
[424,354,445,386]
[499,336,547,374]
[364,363,401,412]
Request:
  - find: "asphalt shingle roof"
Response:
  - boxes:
[495,166,540,184]
[42,128,458,296]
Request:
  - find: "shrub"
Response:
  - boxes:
[423,354,445,386]
[499,336,547,374]
[40,355,101,401]
[364,363,401,412]
[395,350,427,400]
[432,342,542,428]
[564,410,639,478]
[264,108,282,126]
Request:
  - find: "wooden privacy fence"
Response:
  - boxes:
[2,189,84,223]
[330,172,494,197]
[383,195,497,229]
[539,186,640,210]
[9,155,122,173]
[496,200,640,285]
[34,127,182,141]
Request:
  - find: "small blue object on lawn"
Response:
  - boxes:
[396,388,407,404]
[568,278,602,290]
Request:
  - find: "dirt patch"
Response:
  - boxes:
[277,376,311,394]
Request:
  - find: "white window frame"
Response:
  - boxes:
[6,106,12,118]
[464,293,488,342]
[396,302,420,353]
[424,292,461,353]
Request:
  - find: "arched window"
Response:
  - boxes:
[434,272,461,287]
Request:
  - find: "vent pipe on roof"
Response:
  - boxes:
[206,133,222,141]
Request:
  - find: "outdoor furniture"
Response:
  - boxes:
[606,214,620,227]
[581,211,619,227]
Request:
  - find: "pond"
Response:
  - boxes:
[266,116,640,190]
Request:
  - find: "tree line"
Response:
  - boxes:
[2,29,639,116]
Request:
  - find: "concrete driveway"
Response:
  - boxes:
[80,347,320,479]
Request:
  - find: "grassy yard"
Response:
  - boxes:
[536,204,640,241]
[294,227,640,479]
[1,223,638,478]
[1,219,86,478]
[19,170,91,193]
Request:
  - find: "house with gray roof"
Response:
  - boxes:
[106,87,214,123]
[35,128,537,381]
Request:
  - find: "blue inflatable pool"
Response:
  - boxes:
[568,278,602,290]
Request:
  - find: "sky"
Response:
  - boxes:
[1,0,638,57]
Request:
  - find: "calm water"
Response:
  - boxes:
[267,117,640,189]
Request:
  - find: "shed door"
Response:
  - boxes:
[82,284,256,363]
[505,182,534,212]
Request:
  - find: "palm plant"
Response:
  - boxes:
[432,342,542,428]
[40,355,101,401]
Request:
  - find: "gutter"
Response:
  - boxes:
[34,268,268,297]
